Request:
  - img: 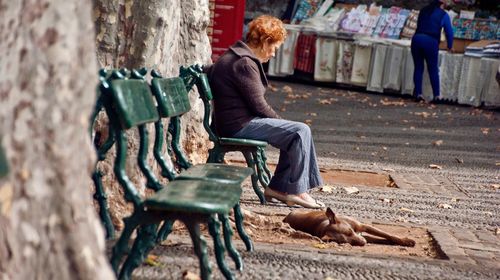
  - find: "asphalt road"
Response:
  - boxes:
[265,80,500,172]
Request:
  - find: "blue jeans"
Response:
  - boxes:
[411,33,440,98]
[234,118,323,194]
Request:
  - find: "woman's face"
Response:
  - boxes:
[259,40,282,63]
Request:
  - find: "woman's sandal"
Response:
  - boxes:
[285,194,325,209]
[264,188,324,209]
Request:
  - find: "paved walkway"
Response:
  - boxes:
[132,81,499,279]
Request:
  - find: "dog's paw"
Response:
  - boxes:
[401,238,416,247]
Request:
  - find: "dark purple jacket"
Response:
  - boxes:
[207,40,280,137]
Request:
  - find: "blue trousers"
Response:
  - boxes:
[233,118,323,194]
[411,34,440,98]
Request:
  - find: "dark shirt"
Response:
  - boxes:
[415,4,454,49]
[207,40,280,137]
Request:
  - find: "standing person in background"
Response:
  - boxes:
[206,15,325,209]
[411,0,454,103]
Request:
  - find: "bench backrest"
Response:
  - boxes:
[109,79,159,129]
[150,77,191,118]
[104,76,161,208]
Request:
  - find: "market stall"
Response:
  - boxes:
[267,1,500,107]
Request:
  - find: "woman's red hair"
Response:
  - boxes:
[246,15,287,48]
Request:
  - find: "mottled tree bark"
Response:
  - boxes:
[0,0,114,279]
[92,0,212,228]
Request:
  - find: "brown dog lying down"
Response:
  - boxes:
[283,207,416,247]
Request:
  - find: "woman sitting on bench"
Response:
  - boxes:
[206,15,325,209]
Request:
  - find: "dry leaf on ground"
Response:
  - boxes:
[318,99,332,105]
[380,100,406,106]
[429,164,442,169]
[307,112,318,117]
[490,184,500,190]
[399,207,414,213]
[455,158,464,164]
[282,85,293,94]
[144,254,161,266]
[432,140,444,146]
[495,228,500,235]
[321,185,335,193]
[182,271,201,280]
[268,84,278,92]
[438,203,453,209]
[480,128,490,135]
[343,186,359,194]
[382,168,395,172]
[414,112,431,118]
[313,243,329,249]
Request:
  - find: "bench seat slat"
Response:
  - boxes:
[144,180,241,214]
[177,163,253,185]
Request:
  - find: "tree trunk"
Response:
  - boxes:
[0,0,114,279]
[92,0,212,228]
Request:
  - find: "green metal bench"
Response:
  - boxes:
[101,73,249,280]
[90,69,116,239]
[147,69,254,254]
[183,65,273,204]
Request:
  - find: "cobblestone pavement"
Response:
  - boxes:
[132,81,499,279]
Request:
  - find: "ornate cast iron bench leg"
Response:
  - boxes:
[208,215,234,280]
[186,221,212,280]
[233,203,254,252]
[119,223,160,280]
[111,211,143,273]
[219,214,243,271]
[156,219,175,244]
[253,150,270,188]
[92,170,115,239]
[243,151,266,204]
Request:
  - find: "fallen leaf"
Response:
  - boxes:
[432,140,444,146]
[304,119,313,125]
[382,168,395,172]
[307,112,318,117]
[480,128,490,135]
[484,211,493,216]
[354,147,360,151]
[455,158,464,164]
[496,228,500,235]
[438,203,453,209]
[451,198,460,202]
[318,99,332,105]
[396,217,409,223]
[399,207,414,213]
[414,112,431,118]
[382,146,388,151]
[435,129,446,133]
[490,184,500,190]
[380,100,406,106]
[429,164,442,169]
[380,198,391,203]
[313,243,328,249]
[343,186,359,195]
[301,94,310,99]
[182,271,201,280]
[144,254,161,266]
[321,185,335,193]
[282,85,293,94]
[268,84,278,92]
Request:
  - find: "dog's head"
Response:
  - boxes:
[322,207,366,246]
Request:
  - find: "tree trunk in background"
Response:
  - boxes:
[0,0,114,279]
[92,0,212,228]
